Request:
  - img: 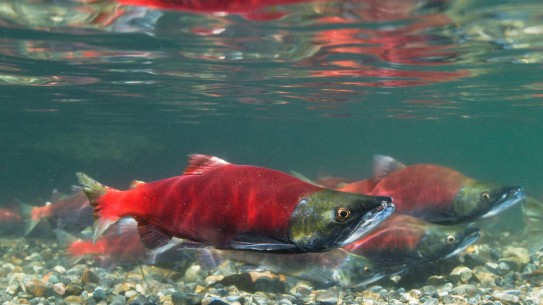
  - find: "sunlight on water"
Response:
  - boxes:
[0,0,541,126]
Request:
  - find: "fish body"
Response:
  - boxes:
[78,154,394,253]
[521,196,543,252]
[22,188,93,235]
[343,214,480,268]
[210,248,385,288]
[338,155,525,223]
[206,214,479,288]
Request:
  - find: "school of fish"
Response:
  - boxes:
[0,153,533,288]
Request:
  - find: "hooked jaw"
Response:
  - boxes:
[339,199,395,247]
[481,186,525,219]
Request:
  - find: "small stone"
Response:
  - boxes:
[421,285,438,296]
[492,291,520,304]
[25,279,46,297]
[93,287,105,301]
[292,283,312,303]
[65,295,82,305]
[171,292,203,305]
[314,287,339,305]
[426,275,446,286]
[485,262,500,273]
[450,266,473,283]
[82,269,100,284]
[277,298,292,305]
[422,297,439,305]
[204,275,224,286]
[53,265,66,273]
[184,265,203,282]
[125,290,138,299]
[128,294,148,305]
[52,282,65,296]
[500,247,531,271]
[65,283,83,296]
[451,284,476,295]
[24,253,42,261]
[110,295,127,305]
[472,266,499,284]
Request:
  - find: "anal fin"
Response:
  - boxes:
[137,221,173,250]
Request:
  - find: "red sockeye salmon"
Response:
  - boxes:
[338,155,524,223]
[77,154,394,253]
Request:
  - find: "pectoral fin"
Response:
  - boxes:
[230,234,298,252]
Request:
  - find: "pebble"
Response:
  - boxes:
[472,266,499,284]
[314,287,339,305]
[450,265,473,283]
[492,291,521,304]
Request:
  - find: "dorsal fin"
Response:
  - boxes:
[183,154,230,175]
[373,155,406,182]
[129,180,146,189]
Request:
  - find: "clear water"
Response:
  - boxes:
[1,0,542,217]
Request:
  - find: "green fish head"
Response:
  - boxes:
[452,180,525,222]
[417,225,480,260]
[334,251,387,288]
[288,189,394,252]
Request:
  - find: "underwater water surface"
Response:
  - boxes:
[2,0,543,303]
[1,0,542,207]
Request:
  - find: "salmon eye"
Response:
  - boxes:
[446,235,456,244]
[481,192,490,201]
[336,208,351,222]
[364,266,370,273]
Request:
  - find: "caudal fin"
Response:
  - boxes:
[19,201,39,236]
[76,172,118,242]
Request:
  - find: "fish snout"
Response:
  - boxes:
[504,186,525,200]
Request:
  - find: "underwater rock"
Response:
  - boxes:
[314,287,339,305]
[449,265,473,283]
[492,290,521,304]
[51,282,65,296]
[472,266,499,284]
[500,247,531,271]
[171,292,203,305]
[24,278,47,297]
[81,269,100,284]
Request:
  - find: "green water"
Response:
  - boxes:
[1,0,542,211]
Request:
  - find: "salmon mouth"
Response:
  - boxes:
[482,186,525,219]
[444,227,480,259]
[340,201,395,247]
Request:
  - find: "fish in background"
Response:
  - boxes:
[116,0,312,21]
[54,218,147,267]
[521,196,543,252]
[343,214,480,269]
[202,214,479,288]
[337,155,525,224]
[21,187,93,236]
[0,206,24,235]
[77,154,394,254]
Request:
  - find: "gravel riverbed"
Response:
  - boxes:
[1,232,542,305]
